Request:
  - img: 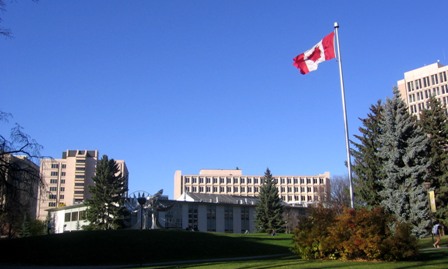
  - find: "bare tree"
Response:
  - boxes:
[0,112,44,238]
[330,175,351,213]
[0,0,12,38]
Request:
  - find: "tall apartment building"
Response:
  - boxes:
[397,62,448,117]
[174,169,330,207]
[37,150,128,220]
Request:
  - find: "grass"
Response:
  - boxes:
[0,230,446,268]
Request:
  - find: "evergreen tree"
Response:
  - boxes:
[255,168,285,233]
[418,96,448,224]
[351,100,384,207]
[85,155,128,230]
[376,88,431,237]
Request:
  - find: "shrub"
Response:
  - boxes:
[292,206,418,261]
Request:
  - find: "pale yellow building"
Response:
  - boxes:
[397,62,448,117]
[174,169,330,207]
[37,150,128,220]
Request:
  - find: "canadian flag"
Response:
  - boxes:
[293,32,335,75]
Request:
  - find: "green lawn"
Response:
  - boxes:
[0,230,446,268]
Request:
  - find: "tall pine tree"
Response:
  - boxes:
[376,88,431,237]
[85,155,128,230]
[351,100,384,207]
[255,168,285,233]
[419,96,448,224]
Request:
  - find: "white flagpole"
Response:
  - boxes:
[334,22,355,208]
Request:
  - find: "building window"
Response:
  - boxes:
[254,187,259,192]
[51,164,59,169]
[206,187,211,192]
[207,206,216,232]
[240,187,245,193]
[247,178,252,184]
[240,178,245,184]
[59,195,64,199]
[185,187,190,192]
[49,187,57,192]
[71,212,79,221]
[241,207,250,233]
[75,182,84,187]
[61,172,66,176]
[60,187,65,192]
[233,187,239,193]
[319,178,324,184]
[74,190,84,195]
[294,187,298,192]
[61,164,66,169]
[306,178,311,184]
[287,187,292,192]
[287,178,291,184]
[199,177,204,183]
[313,178,317,184]
[233,178,238,184]
[224,206,233,232]
[192,177,197,183]
[213,187,217,193]
[300,178,304,184]
[206,177,211,183]
[281,187,285,192]
[79,211,86,220]
[188,205,198,231]
[220,177,225,183]
[65,213,71,222]
[247,186,252,192]
[220,187,224,193]
[76,159,86,163]
[50,172,58,176]
[75,167,85,171]
[226,187,231,193]
[307,187,311,192]
[226,177,231,184]
[199,187,204,192]
[48,194,57,199]
[75,175,84,179]
[280,178,285,184]
[213,177,217,183]
[192,187,197,192]
[254,178,258,184]
[185,177,190,183]
[50,179,57,184]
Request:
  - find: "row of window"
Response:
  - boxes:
[184,176,325,185]
[50,163,66,169]
[50,171,67,176]
[48,194,64,200]
[282,195,319,202]
[185,185,323,194]
[407,72,448,92]
[408,85,448,103]
[409,95,448,114]
[50,179,66,184]
[65,210,86,222]
[49,187,65,192]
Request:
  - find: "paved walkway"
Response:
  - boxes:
[0,253,290,269]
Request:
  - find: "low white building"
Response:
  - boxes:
[47,193,307,234]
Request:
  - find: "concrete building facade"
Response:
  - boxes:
[37,150,128,220]
[397,62,448,117]
[47,193,307,234]
[174,169,330,207]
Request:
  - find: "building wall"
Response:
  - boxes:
[37,150,128,220]
[174,169,330,206]
[397,62,448,118]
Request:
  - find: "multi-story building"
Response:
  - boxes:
[37,150,128,220]
[0,155,40,236]
[174,169,330,207]
[397,62,448,118]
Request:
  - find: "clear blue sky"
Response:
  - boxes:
[2,1,448,198]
